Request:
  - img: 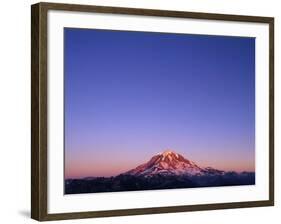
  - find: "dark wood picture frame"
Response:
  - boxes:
[31,2,274,221]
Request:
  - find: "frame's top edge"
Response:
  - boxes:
[33,2,274,24]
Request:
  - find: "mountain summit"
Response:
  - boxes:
[125,150,222,177]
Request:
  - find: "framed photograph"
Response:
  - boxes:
[31,2,274,221]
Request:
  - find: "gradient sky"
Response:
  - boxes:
[64,28,255,179]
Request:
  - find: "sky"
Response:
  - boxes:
[64,28,255,179]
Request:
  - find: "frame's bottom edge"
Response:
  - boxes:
[38,200,274,221]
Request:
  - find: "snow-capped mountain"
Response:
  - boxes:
[124,150,223,177]
[65,150,255,194]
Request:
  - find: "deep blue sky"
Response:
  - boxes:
[64,28,255,178]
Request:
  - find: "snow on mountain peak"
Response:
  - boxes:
[162,149,175,155]
[124,150,221,177]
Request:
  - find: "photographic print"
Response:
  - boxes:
[64,28,255,194]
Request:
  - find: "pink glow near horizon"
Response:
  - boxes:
[65,149,255,179]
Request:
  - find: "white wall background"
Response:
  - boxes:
[0,0,279,223]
